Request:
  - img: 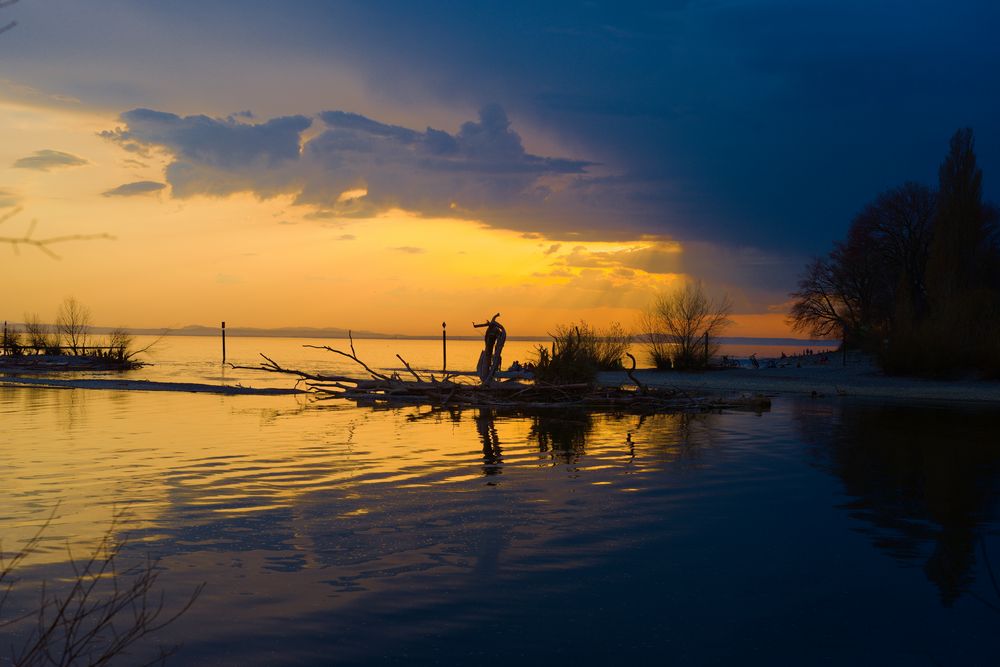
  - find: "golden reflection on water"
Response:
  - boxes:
[0,385,710,568]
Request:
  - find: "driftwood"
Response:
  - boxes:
[231,332,771,414]
[473,312,506,384]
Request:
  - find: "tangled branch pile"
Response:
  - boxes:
[233,336,770,413]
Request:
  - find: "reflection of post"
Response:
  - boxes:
[442,321,447,373]
[221,321,226,365]
[475,409,502,476]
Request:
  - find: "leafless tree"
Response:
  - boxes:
[56,297,92,355]
[789,183,937,346]
[642,281,732,369]
[788,257,849,340]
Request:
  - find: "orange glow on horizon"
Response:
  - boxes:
[0,97,798,340]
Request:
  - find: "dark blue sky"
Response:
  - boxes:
[4,0,999,306]
[133,0,999,250]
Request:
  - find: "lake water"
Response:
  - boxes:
[1,337,998,665]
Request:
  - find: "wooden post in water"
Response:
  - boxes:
[442,321,447,373]
[221,321,227,365]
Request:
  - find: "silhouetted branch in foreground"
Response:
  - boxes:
[0,0,18,36]
[0,208,114,259]
[1,507,204,666]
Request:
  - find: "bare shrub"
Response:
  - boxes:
[22,314,54,353]
[642,282,732,370]
[1,324,23,356]
[106,328,134,361]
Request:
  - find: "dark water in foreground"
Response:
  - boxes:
[2,382,1000,664]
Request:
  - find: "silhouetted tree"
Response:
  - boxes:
[856,182,937,324]
[790,129,999,374]
[791,183,936,349]
[918,128,1000,373]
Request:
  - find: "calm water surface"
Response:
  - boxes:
[1,338,998,665]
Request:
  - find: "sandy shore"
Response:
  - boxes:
[599,355,1000,404]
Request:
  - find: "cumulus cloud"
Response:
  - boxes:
[557,242,684,274]
[102,104,595,228]
[299,104,594,218]
[100,109,312,198]
[13,149,89,171]
[102,180,167,197]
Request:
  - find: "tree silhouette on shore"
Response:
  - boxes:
[790,128,1000,375]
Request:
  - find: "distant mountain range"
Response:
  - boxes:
[4,322,836,346]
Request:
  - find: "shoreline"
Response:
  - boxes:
[5,353,1000,405]
[0,376,306,396]
[598,363,1000,405]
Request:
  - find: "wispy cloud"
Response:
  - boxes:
[392,246,425,254]
[102,180,166,197]
[13,149,89,171]
[0,187,20,208]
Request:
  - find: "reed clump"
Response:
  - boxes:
[533,321,632,384]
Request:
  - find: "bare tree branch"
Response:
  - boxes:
[1,506,204,666]
[1,208,114,259]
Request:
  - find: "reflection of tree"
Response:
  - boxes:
[799,400,1000,606]
[631,412,707,463]
[529,411,593,464]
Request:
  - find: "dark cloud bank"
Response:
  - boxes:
[98,103,825,307]
[101,104,608,236]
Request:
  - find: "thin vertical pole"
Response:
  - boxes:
[2,321,6,356]
[221,321,227,365]
[442,321,447,373]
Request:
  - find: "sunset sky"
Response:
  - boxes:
[1,1,997,337]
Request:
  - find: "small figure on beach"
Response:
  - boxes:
[473,313,506,384]
[750,353,759,369]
